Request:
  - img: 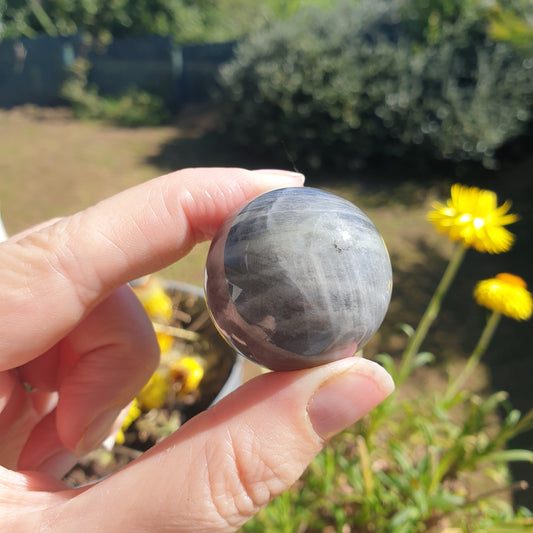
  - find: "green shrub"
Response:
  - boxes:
[218,0,533,170]
[61,58,170,127]
[96,88,170,128]
[0,0,344,44]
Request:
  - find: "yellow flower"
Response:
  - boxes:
[132,276,175,354]
[116,399,142,445]
[474,273,532,321]
[133,276,173,322]
[427,184,518,254]
[169,357,204,397]
[137,371,169,411]
[156,332,174,354]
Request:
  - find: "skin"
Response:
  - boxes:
[0,168,394,532]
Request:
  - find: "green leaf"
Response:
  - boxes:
[389,441,414,474]
[389,506,420,528]
[412,351,435,370]
[505,409,522,427]
[376,470,406,493]
[398,323,415,338]
[479,391,509,413]
[512,409,533,437]
[430,491,466,509]
[483,449,533,464]
[480,516,533,532]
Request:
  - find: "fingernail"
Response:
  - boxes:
[308,359,395,440]
[252,169,305,184]
[35,449,77,478]
[76,409,121,455]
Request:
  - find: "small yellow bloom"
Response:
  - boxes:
[474,273,532,321]
[132,276,175,354]
[156,332,174,354]
[133,276,173,322]
[137,371,169,411]
[169,357,204,397]
[427,184,518,254]
[115,431,126,446]
[116,399,142,445]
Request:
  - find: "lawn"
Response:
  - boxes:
[1,105,531,509]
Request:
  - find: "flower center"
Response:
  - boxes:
[458,213,472,223]
[473,217,485,229]
[495,273,527,289]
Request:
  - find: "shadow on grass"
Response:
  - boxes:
[145,126,448,211]
[145,129,278,173]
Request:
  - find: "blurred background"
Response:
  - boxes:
[1,0,532,528]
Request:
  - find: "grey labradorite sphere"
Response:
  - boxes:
[204,187,392,371]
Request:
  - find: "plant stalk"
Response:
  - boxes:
[398,243,467,384]
[445,310,502,401]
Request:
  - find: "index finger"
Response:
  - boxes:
[0,168,304,370]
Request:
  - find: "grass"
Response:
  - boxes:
[0,106,173,228]
[1,104,531,510]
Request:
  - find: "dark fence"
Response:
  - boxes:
[0,35,236,110]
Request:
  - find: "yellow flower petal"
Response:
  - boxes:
[156,332,174,354]
[169,357,205,397]
[117,399,143,444]
[115,430,126,445]
[474,273,532,321]
[137,371,169,411]
[133,276,173,322]
[427,184,518,254]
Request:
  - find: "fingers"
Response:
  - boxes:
[50,358,394,532]
[0,168,304,371]
[58,285,159,453]
[17,285,159,472]
[0,374,35,469]
[16,411,77,477]
[0,466,69,532]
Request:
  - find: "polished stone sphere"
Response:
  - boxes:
[204,187,392,371]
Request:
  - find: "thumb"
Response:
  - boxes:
[50,358,394,532]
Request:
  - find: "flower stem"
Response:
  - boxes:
[398,243,467,384]
[444,310,502,401]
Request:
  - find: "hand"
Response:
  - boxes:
[0,168,394,532]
